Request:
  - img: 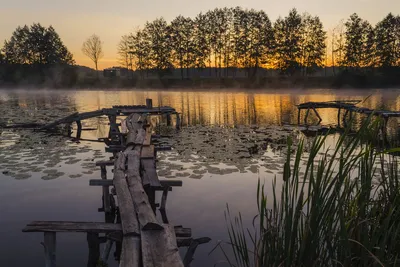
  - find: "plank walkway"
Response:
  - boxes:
[22,99,210,267]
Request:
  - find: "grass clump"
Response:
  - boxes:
[223,118,400,267]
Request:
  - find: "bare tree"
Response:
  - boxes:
[82,34,104,70]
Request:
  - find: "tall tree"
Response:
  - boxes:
[375,13,400,68]
[300,14,326,75]
[331,20,346,75]
[3,24,74,65]
[143,18,173,77]
[193,13,211,71]
[82,34,104,70]
[343,13,375,70]
[274,9,304,75]
[169,16,195,79]
[117,34,134,70]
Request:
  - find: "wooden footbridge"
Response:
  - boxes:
[297,100,400,127]
[22,99,210,267]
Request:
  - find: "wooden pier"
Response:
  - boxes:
[297,100,400,127]
[22,99,210,267]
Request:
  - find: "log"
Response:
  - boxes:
[143,127,152,146]
[141,225,184,267]
[119,235,141,267]
[135,128,146,145]
[44,232,56,267]
[113,153,139,235]
[126,149,163,230]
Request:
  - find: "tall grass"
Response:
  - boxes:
[223,118,400,267]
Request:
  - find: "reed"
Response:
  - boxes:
[222,118,400,267]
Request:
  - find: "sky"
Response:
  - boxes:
[0,0,398,70]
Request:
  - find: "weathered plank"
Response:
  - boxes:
[119,235,141,267]
[126,113,141,145]
[90,179,182,188]
[113,152,139,235]
[23,221,122,233]
[135,128,146,145]
[24,221,191,237]
[101,165,111,213]
[141,159,161,187]
[126,149,163,230]
[141,224,184,267]
[141,145,155,159]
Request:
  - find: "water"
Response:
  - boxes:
[1,88,400,267]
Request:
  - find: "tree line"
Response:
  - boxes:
[0,7,399,86]
[117,7,399,79]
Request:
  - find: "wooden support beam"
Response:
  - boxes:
[146,99,153,109]
[297,108,301,125]
[44,232,56,267]
[141,225,184,267]
[90,179,182,188]
[87,233,100,267]
[76,120,82,139]
[126,149,163,230]
[101,166,111,213]
[24,221,191,237]
[337,108,341,127]
[312,108,322,124]
[304,108,310,125]
[176,113,181,130]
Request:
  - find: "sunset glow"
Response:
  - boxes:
[1,0,398,70]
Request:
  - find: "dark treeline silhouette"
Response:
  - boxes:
[0,8,399,88]
[0,23,77,87]
[117,8,399,87]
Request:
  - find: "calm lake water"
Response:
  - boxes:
[1,88,400,267]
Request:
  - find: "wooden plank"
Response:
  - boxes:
[141,159,161,187]
[177,237,211,247]
[119,235,141,267]
[126,113,141,145]
[141,224,184,267]
[90,179,182,188]
[96,160,114,166]
[113,152,140,235]
[44,232,56,267]
[24,222,191,237]
[141,145,155,159]
[126,149,163,230]
[23,222,122,233]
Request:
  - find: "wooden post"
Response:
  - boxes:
[297,109,301,125]
[101,166,111,213]
[146,99,153,109]
[44,232,56,267]
[312,108,322,124]
[176,113,181,130]
[337,108,341,127]
[304,108,310,125]
[166,113,172,126]
[76,120,82,139]
[87,233,100,267]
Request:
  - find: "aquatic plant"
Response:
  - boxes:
[221,118,400,266]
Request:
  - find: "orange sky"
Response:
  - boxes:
[0,0,398,70]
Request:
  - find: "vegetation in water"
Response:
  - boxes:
[219,118,400,266]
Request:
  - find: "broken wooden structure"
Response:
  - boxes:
[23,100,210,267]
[297,100,400,129]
